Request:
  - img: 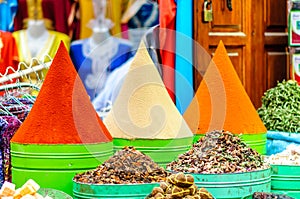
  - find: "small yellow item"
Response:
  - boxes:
[13,188,22,199]
[19,185,36,196]
[0,181,16,196]
[23,179,40,192]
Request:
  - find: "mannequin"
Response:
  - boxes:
[70,0,133,100]
[13,12,70,82]
[26,19,50,57]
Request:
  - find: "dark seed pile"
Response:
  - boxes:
[73,146,169,184]
[167,130,269,174]
[145,172,214,199]
[252,192,295,199]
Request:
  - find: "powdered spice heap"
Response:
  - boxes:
[11,42,112,144]
[184,41,266,135]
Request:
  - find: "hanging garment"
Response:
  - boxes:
[0,116,21,182]
[70,37,133,100]
[0,31,19,80]
[158,0,176,102]
[122,0,159,49]
[13,29,70,81]
[14,0,80,40]
[0,0,18,32]
[79,0,129,39]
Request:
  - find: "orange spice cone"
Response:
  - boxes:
[184,41,267,153]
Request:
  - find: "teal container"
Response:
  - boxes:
[113,137,193,168]
[73,181,159,199]
[11,142,113,196]
[191,168,271,199]
[271,165,300,198]
[193,133,267,155]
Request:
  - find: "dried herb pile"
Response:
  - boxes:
[73,146,169,184]
[257,80,300,133]
[146,172,214,199]
[167,130,269,174]
[252,192,294,199]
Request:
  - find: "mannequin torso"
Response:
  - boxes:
[26,19,50,57]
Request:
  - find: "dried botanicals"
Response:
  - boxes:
[73,146,169,184]
[258,80,300,133]
[267,144,300,165]
[252,192,294,199]
[167,130,269,174]
[145,172,214,199]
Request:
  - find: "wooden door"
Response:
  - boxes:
[193,0,288,108]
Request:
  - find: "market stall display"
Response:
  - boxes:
[183,41,267,154]
[167,130,271,199]
[265,145,300,198]
[10,43,113,196]
[104,41,193,167]
[73,146,168,198]
[145,172,214,199]
[258,80,300,155]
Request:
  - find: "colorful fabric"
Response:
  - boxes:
[70,37,132,100]
[158,0,176,102]
[13,29,70,82]
[0,0,18,32]
[14,0,80,40]
[0,31,19,81]
[0,116,21,182]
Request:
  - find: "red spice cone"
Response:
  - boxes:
[184,40,267,135]
[11,42,113,144]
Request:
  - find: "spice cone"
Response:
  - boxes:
[104,41,193,139]
[184,40,266,135]
[11,42,113,144]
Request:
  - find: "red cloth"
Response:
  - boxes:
[158,0,176,102]
[14,0,80,40]
[0,31,19,81]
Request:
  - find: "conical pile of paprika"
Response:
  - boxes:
[10,42,113,196]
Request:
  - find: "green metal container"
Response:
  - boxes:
[11,142,113,196]
[193,133,267,155]
[73,181,159,199]
[191,168,271,199]
[271,164,300,198]
[113,137,193,168]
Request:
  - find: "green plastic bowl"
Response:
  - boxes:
[11,142,113,196]
[193,133,267,155]
[113,137,193,168]
[271,164,300,198]
[190,168,271,199]
[73,181,159,199]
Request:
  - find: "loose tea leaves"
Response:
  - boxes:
[167,130,269,174]
[257,80,300,133]
[145,172,214,199]
[73,146,169,184]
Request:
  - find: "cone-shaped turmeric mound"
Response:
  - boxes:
[104,42,193,139]
[184,41,266,135]
[11,42,112,144]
